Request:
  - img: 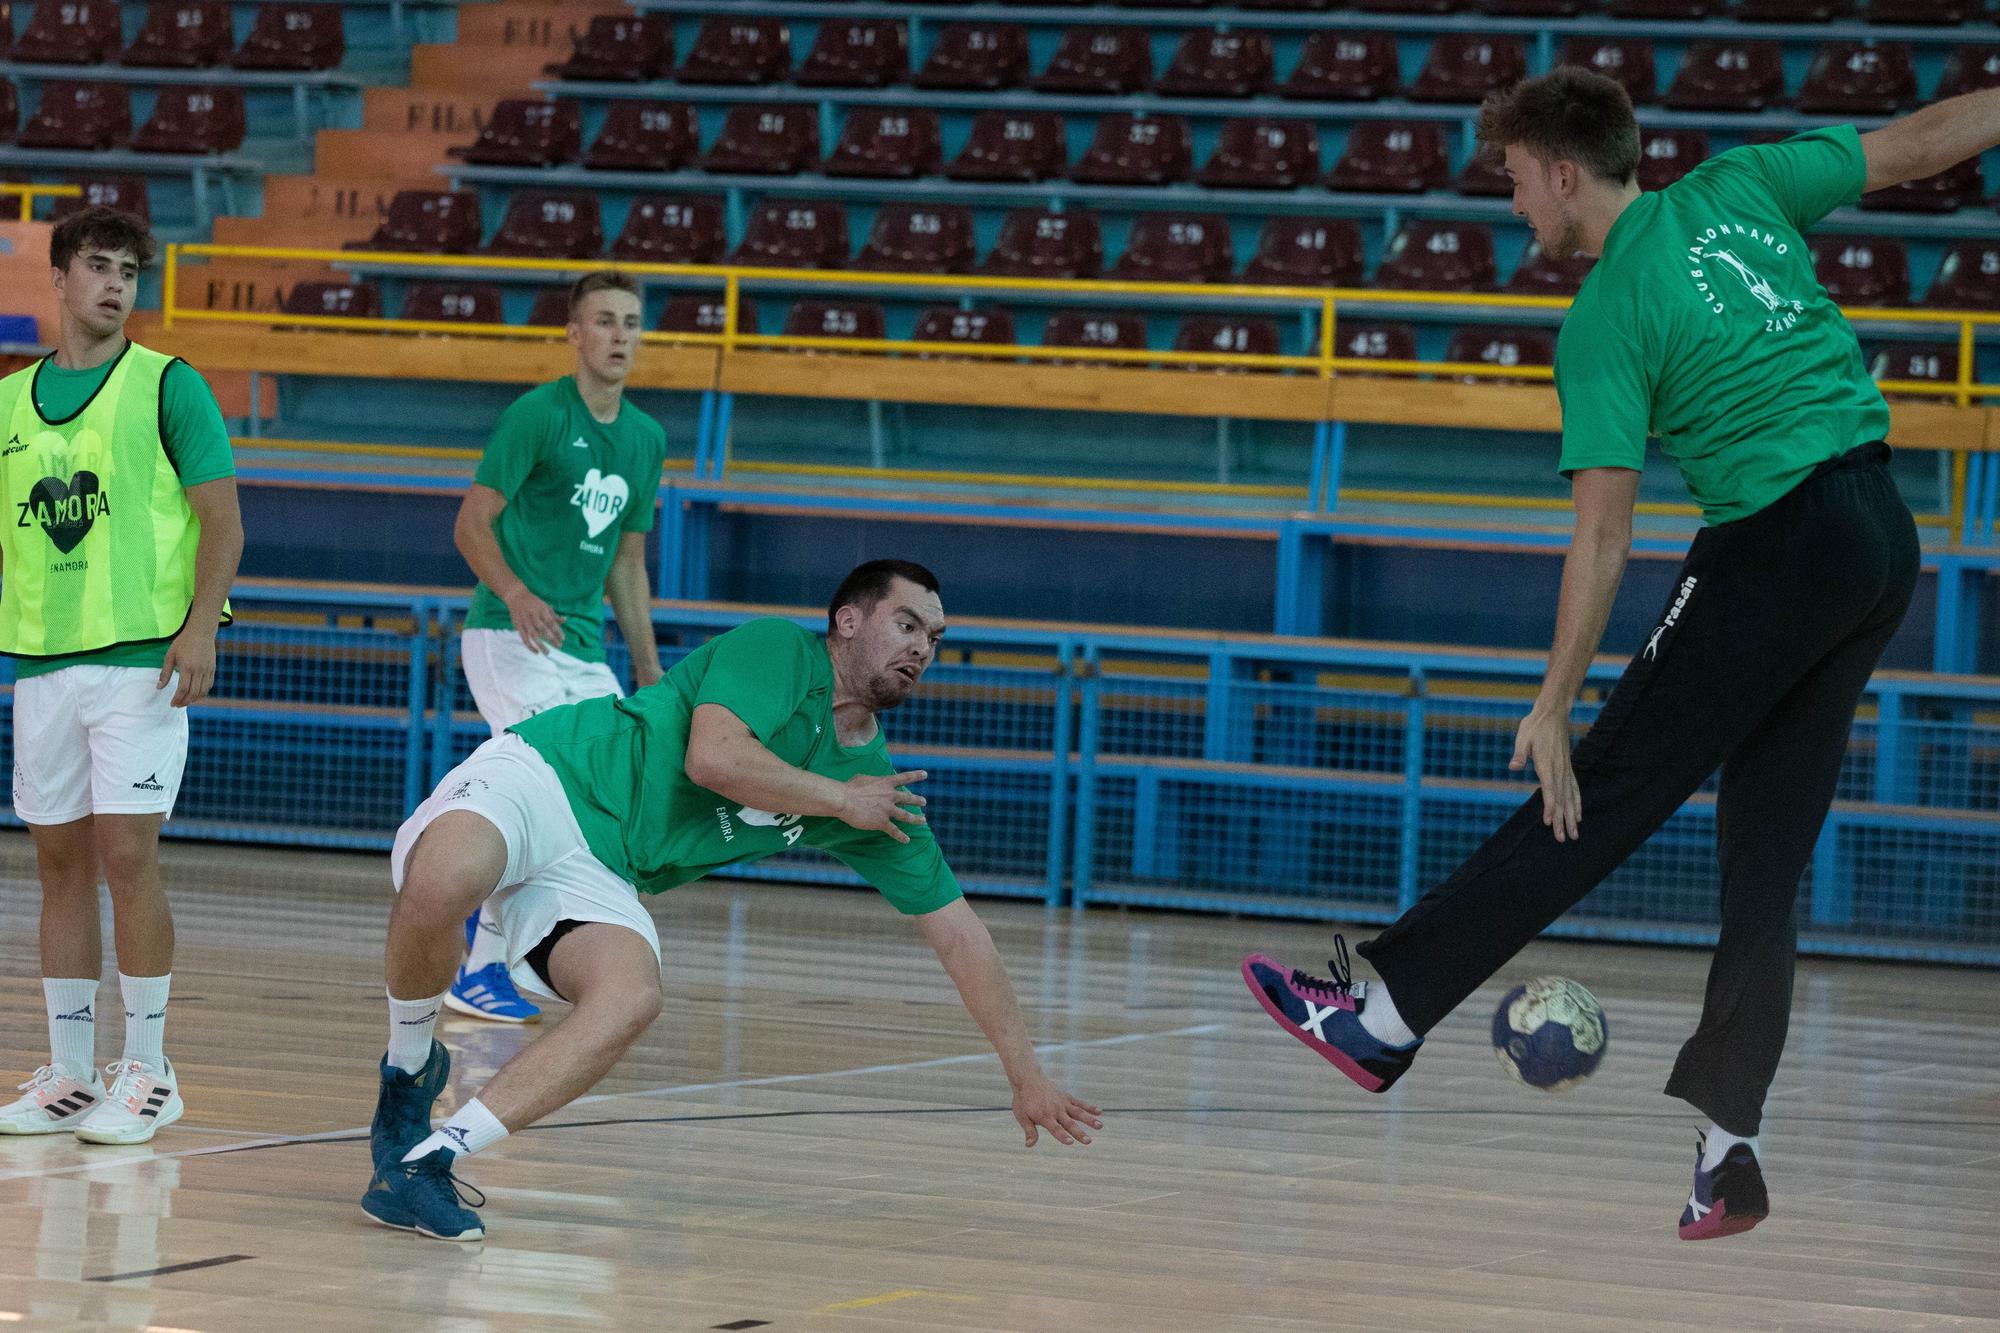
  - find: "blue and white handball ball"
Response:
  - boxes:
[1491,977,1608,1092]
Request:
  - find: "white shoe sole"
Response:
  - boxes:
[360,1206,485,1242]
[74,1098,184,1145]
[0,1116,91,1136]
[443,989,536,1024]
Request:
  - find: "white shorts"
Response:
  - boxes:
[11,665,189,825]
[391,733,660,1001]
[460,628,624,737]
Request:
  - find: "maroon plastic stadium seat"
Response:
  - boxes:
[1375,220,1497,292]
[1927,242,2000,310]
[1863,0,1979,19]
[0,80,17,142]
[1797,42,1916,114]
[1444,325,1557,378]
[660,293,758,337]
[1456,150,1513,197]
[584,101,697,172]
[449,100,581,167]
[1242,217,1363,286]
[1173,315,1281,371]
[1282,32,1399,101]
[782,300,885,345]
[1936,46,2000,99]
[733,199,849,268]
[1861,158,1981,213]
[485,190,603,260]
[1072,114,1191,187]
[281,281,380,321]
[983,207,1102,279]
[912,306,1016,352]
[13,0,121,64]
[402,282,503,327]
[854,202,976,273]
[1043,310,1147,354]
[1035,27,1150,95]
[1198,117,1318,189]
[1327,121,1448,194]
[797,21,905,88]
[1810,235,1910,306]
[1110,212,1233,283]
[678,18,789,85]
[18,81,129,150]
[545,14,674,82]
[1507,239,1595,296]
[1638,128,1707,191]
[1558,37,1656,104]
[525,288,572,328]
[349,189,480,254]
[123,3,231,68]
[824,107,940,179]
[1156,30,1275,98]
[1410,34,1526,103]
[700,104,817,174]
[1333,320,1417,369]
[1665,42,1787,111]
[1867,343,1958,398]
[1737,0,1850,17]
[609,194,726,265]
[130,85,245,153]
[915,23,1029,91]
[232,4,344,72]
[944,109,1065,182]
[49,175,149,221]
[1608,0,1718,14]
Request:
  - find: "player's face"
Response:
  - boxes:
[1504,145,1583,259]
[569,288,643,385]
[54,245,139,340]
[843,578,946,711]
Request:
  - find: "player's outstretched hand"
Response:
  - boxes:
[1511,706,1580,842]
[158,627,217,707]
[504,588,565,654]
[1013,1074,1103,1147]
[839,770,928,844]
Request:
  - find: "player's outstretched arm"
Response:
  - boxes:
[915,899,1104,1147]
[1861,87,2000,194]
[605,531,664,688]
[686,704,932,841]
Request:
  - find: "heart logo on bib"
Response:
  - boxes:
[28,471,103,554]
[573,468,630,538]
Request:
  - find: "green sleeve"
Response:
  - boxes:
[473,390,550,500]
[1730,125,1867,234]
[161,360,234,487]
[621,426,667,534]
[1554,310,1650,477]
[809,818,965,916]
[691,618,820,743]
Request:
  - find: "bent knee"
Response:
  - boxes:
[399,812,508,915]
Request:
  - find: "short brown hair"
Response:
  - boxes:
[1476,67,1640,186]
[568,269,640,320]
[50,206,156,272]
[828,559,941,633]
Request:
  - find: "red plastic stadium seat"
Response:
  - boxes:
[349,189,480,254]
[733,198,849,268]
[609,194,726,265]
[660,293,758,336]
[1608,0,1718,14]
[1242,216,1363,286]
[584,101,697,172]
[1456,150,1513,197]
[131,85,245,153]
[1410,34,1526,103]
[1035,27,1150,94]
[449,100,581,167]
[983,207,1102,279]
[1736,0,1850,17]
[1110,212,1233,283]
[678,18,789,85]
[1638,129,1707,191]
[781,300,885,344]
[824,107,940,179]
[1444,325,1557,379]
[485,190,602,260]
[1797,42,1915,114]
[1665,42,1787,111]
[1867,342,1958,398]
[1936,46,2000,99]
[944,109,1065,182]
[1557,37,1656,104]
[123,3,231,68]
[1198,117,1319,189]
[1327,121,1448,194]
[1333,320,1417,369]
[1375,220,1497,292]
[0,80,17,141]
[797,21,905,88]
[1507,239,1595,296]
[1927,242,2000,310]
[545,14,674,82]
[915,23,1029,91]
[50,174,149,221]
[1282,32,1399,101]
[1861,158,1981,213]
[525,287,572,328]
[1072,114,1191,187]
[1173,315,1281,371]
[1810,236,1910,306]
[854,202,976,273]
[912,305,1016,351]
[232,4,343,72]
[402,282,503,327]
[700,105,817,174]
[1042,310,1147,354]
[18,81,129,150]
[281,281,380,321]
[13,0,121,64]
[1156,30,1275,98]
[1863,0,1979,19]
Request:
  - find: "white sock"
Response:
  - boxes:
[1701,1121,1760,1171]
[117,973,171,1068]
[464,905,508,970]
[403,1097,508,1163]
[43,978,98,1081]
[1358,980,1419,1048]
[387,990,446,1074]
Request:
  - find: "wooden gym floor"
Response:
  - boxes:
[0,832,1994,1332]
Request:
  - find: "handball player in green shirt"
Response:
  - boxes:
[1245,69,1999,1239]
[361,560,1102,1241]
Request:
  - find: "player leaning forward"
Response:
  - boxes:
[1245,70,1998,1238]
[362,560,1102,1241]
[0,207,243,1143]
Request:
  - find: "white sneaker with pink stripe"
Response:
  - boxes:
[74,1059,184,1145]
[0,1065,107,1135]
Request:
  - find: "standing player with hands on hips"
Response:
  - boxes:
[1245,69,2000,1239]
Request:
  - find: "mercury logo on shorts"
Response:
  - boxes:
[445,777,490,801]
[131,772,165,792]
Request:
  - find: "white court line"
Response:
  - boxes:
[0,1022,1228,1184]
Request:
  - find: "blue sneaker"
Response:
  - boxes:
[1679,1134,1770,1241]
[361,1147,486,1242]
[1241,936,1420,1093]
[445,962,541,1024]
[462,910,480,952]
[370,1041,448,1174]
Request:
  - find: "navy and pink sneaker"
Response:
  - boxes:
[1241,936,1419,1093]
[1679,1133,1770,1241]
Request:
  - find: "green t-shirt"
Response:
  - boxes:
[461,377,668,664]
[13,355,234,680]
[1555,125,1891,524]
[511,616,963,913]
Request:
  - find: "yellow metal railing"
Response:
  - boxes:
[0,183,83,222]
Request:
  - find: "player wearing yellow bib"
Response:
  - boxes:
[0,208,243,1145]
[361,562,1101,1241]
